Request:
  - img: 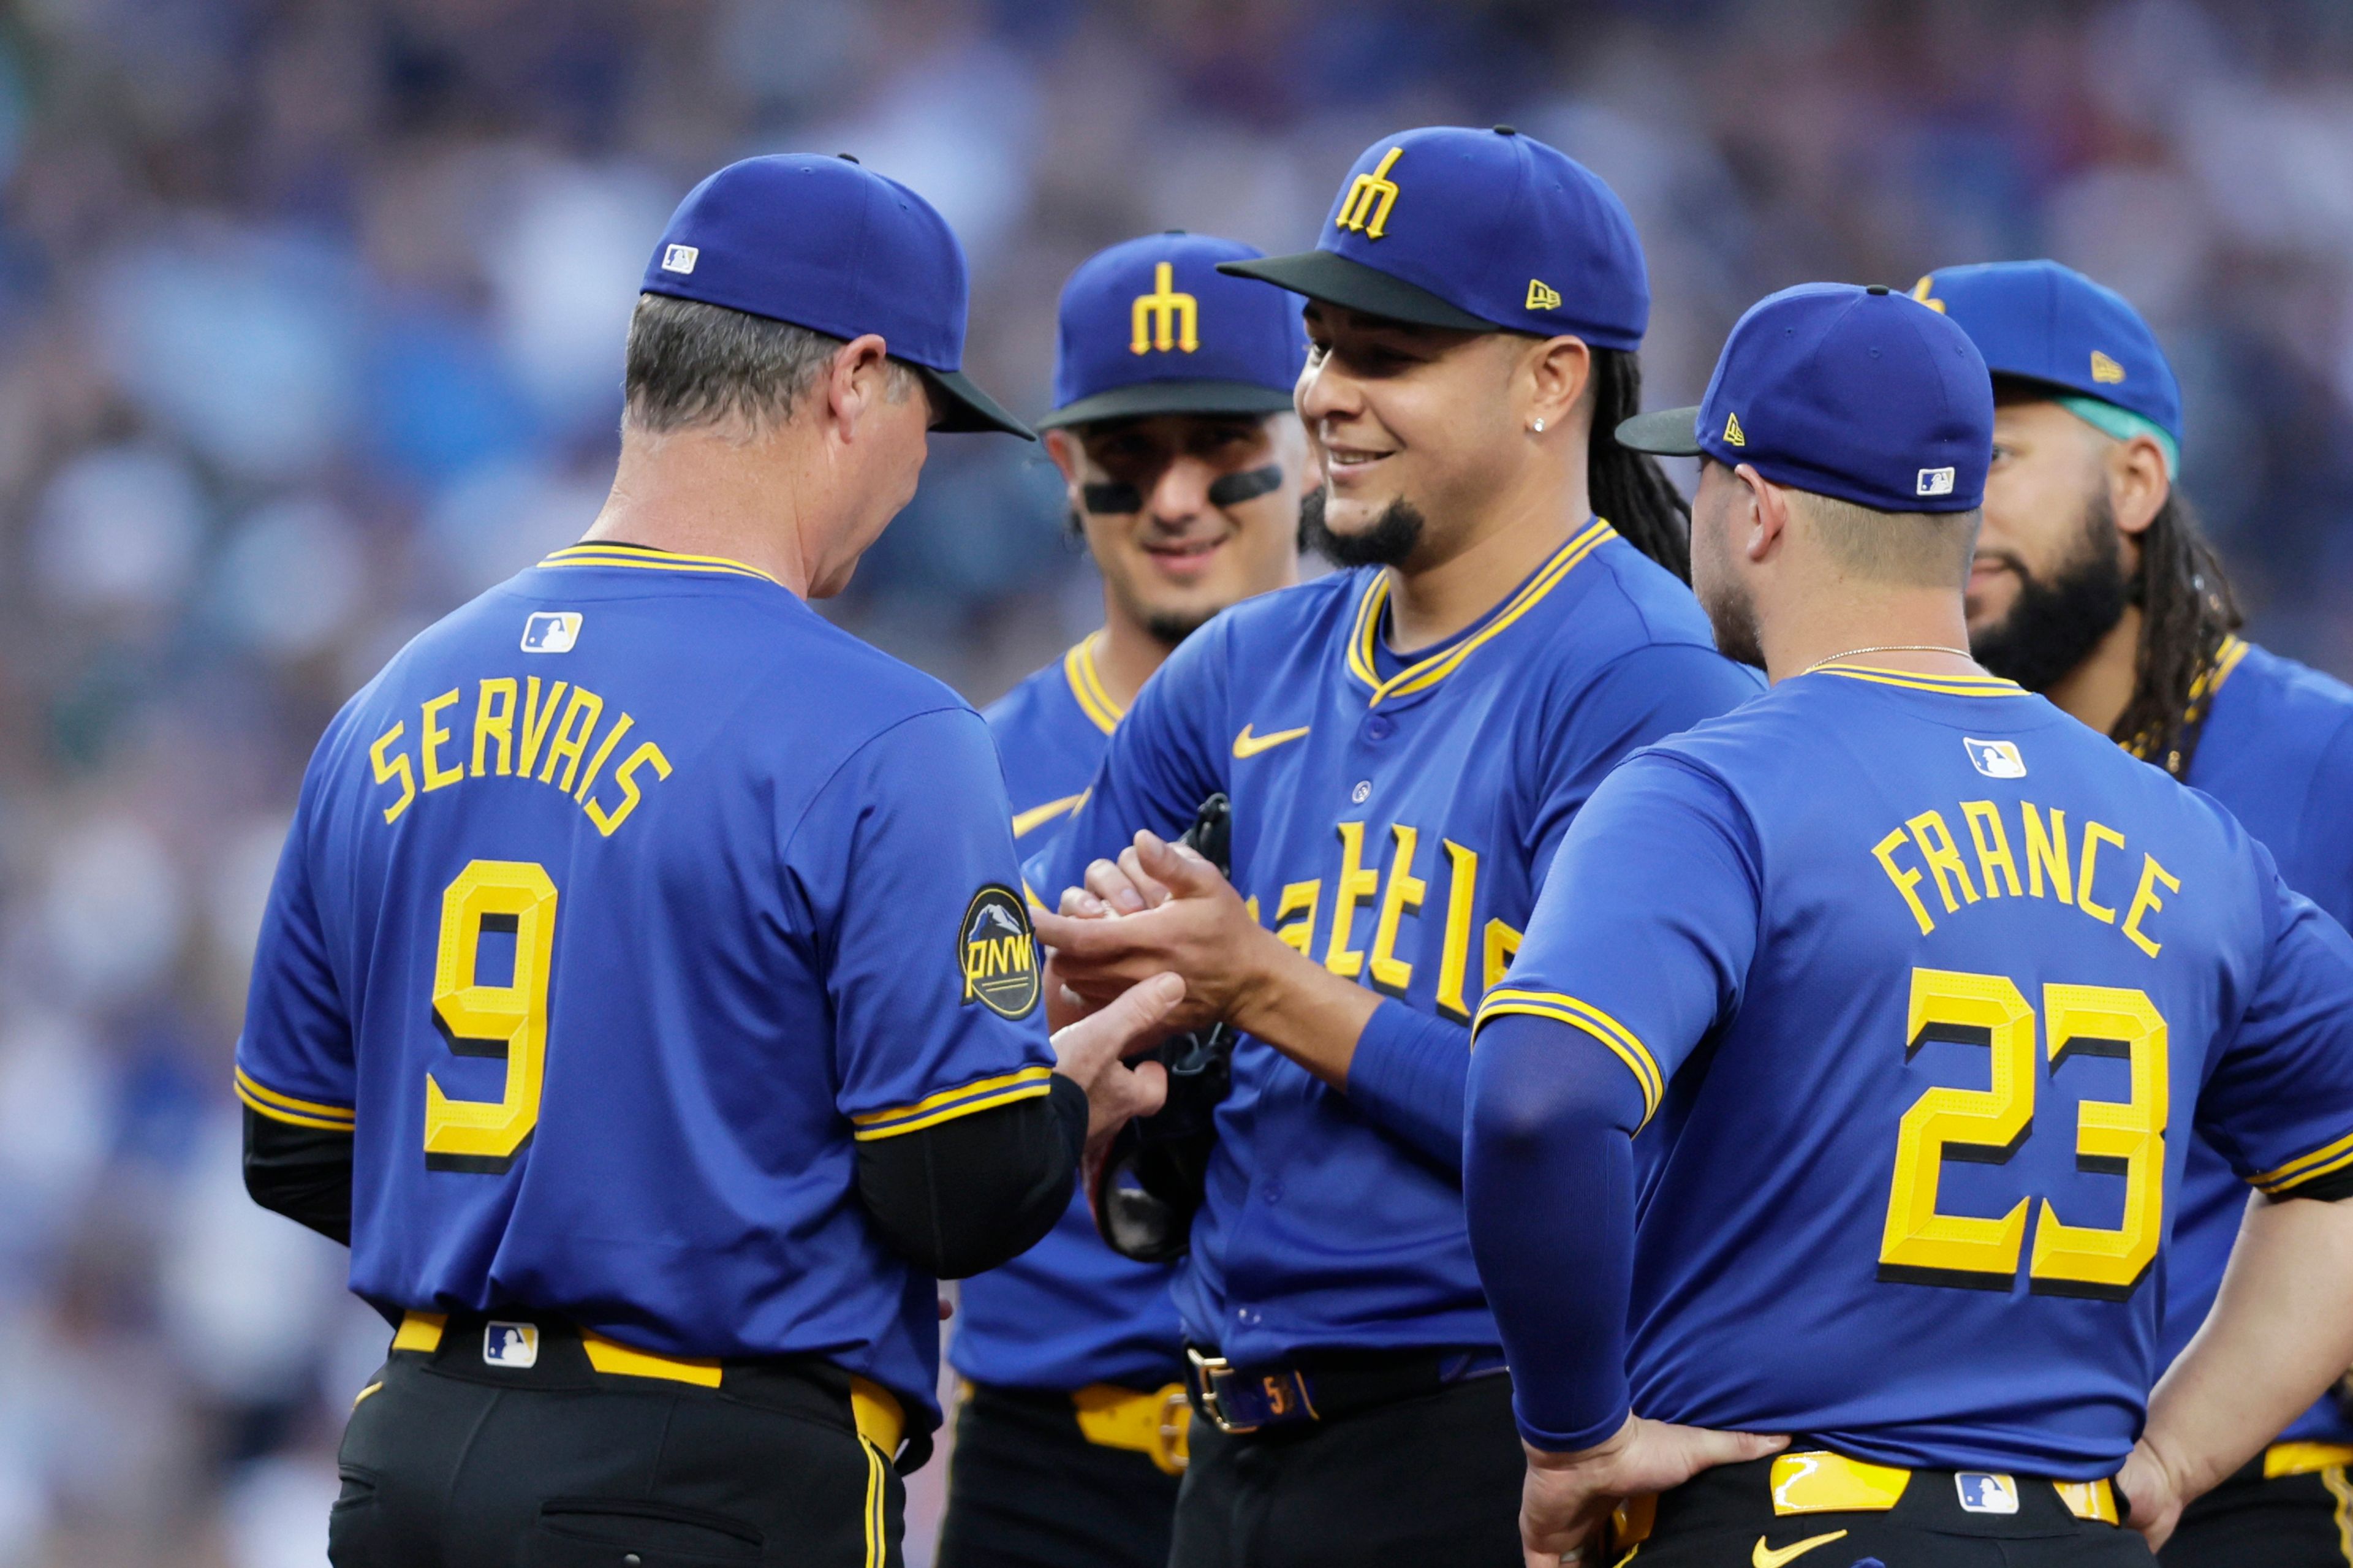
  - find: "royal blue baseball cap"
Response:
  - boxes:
[639,153,1032,438]
[1913,259,2181,468]
[1217,126,1648,349]
[1038,232,1308,430]
[1617,282,1993,513]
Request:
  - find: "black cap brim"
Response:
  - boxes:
[1216,252,1493,333]
[1037,379,1298,431]
[920,366,1037,439]
[1613,407,1703,455]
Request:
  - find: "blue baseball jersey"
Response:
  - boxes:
[2164,637,2353,1446]
[1481,663,2353,1477]
[952,638,1186,1393]
[234,542,1055,1426]
[1044,521,1763,1366]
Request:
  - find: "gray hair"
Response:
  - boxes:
[623,293,915,436]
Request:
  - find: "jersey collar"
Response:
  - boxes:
[1809,662,2028,698]
[538,543,784,586]
[1063,634,1126,735]
[1343,518,1617,710]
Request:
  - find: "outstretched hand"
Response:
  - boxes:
[1049,970,1184,1157]
[1034,830,1276,1033]
[1519,1415,1787,1566]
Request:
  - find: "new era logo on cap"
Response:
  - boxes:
[660,243,698,274]
[1917,466,1955,496]
[522,612,582,653]
[2091,349,2124,384]
[1526,279,1561,311]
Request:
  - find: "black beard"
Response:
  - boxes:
[1300,488,1426,569]
[1142,609,1213,650]
[1971,493,2131,694]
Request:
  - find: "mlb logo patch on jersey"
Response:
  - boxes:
[961,885,1040,1020]
[1963,737,2026,778]
[1917,466,1956,497]
[521,612,583,653]
[482,1322,539,1369]
[1954,1472,2018,1515]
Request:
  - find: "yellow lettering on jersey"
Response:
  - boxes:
[371,722,415,825]
[2077,820,2125,923]
[1433,839,1479,1020]
[1873,827,1935,935]
[420,689,464,791]
[1960,800,2023,898]
[1906,809,1979,913]
[1368,824,1426,994]
[517,677,568,779]
[1275,880,1320,956]
[538,686,605,792]
[1325,822,1381,978]
[1483,917,1521,991]
[966,934,1037,990]
[2121,855,2181,958]
[2022,804,2071,903]
[585,740,672,836]
[472,678,517,777]
[573,712,634,802]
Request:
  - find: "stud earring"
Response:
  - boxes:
[1531,417,1545,433]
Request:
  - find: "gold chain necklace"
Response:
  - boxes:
[1804,642,1974,674]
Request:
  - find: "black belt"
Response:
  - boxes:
[1184,1343,1507,1434]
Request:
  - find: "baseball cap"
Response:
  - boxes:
[1616,282,1993,513]
[1913,259,2181,473]
[1216,126,1648,349]
[1039,232,1308,430]
[640,153,1032,439]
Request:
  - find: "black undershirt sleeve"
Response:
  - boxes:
[856,1075,1087,1279]
[243,1107,355,1245]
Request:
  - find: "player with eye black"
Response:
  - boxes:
[1030,127,1762,1568]
[936,232,1308,1568]
[1922,258,2353,1568]
[1463,281,2353,1566]
[232,156,1181,1568]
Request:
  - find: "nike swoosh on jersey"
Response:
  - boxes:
[1751,1528,1849,1568]
[1233,723,1311,758]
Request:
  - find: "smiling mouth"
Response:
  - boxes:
[1142,535,1227,570]
[1323,444,1392,479]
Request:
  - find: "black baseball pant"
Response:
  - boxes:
[934,1382,1183,1568]
[328,1317,906,1567]
[2160,1457,2352,1567]
[1167,1371,1524,1568]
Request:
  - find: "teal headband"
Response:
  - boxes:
[2056,394,2179,479]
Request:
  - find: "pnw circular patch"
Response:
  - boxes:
[960,885,1041,1020]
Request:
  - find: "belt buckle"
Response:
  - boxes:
[1187,1347,1259,1435]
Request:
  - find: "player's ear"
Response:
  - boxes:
[2108,432,2168,539]
[824,333,893,437]
[1523,334,1592,437]
[1737,463,1786,562]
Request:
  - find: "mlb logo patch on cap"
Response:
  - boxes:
[1917,466,1955,498]
[1955,1472,2019,1515]
[1965,738,2026,778]
[483,1322,540,1369]
[522,612,583,653]
[660,243,698,275]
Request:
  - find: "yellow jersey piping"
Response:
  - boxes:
[851,1066,1055,1140]
[2251,1128,2353,1195]
[539,543,782,586]
[1476,987,1664,1126]
[1346,520,1617,708]
[1064,636,1126,734]
[234,1066,355,1130]
[1814,664,2028,699]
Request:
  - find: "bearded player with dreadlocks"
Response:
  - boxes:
[1923,259,2353,1568]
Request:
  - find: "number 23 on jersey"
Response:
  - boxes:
[1879,966,2167,1301]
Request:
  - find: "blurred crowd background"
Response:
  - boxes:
[2,0,2351,1562]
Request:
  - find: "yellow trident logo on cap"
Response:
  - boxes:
[1335,146,1405,240]
[1131,262,1199,355]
